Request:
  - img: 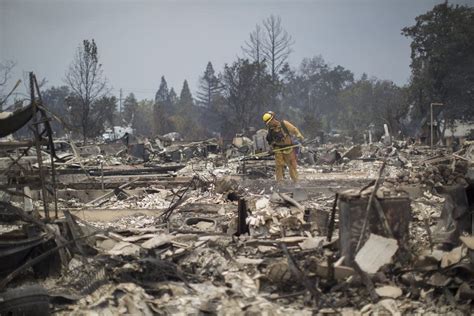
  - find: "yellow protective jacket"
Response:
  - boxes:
[266,119,303,153]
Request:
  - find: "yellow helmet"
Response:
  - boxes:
[262,111,275,124]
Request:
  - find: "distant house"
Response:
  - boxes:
[102,126,134,142]
[414,116,474,147]
[444,120,474,147]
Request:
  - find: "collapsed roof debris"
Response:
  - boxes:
[1,74,474,315]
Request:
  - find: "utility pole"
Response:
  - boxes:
[430,102,444,150]
[119,88,123,114]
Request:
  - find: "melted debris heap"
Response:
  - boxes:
[1,138,474,315]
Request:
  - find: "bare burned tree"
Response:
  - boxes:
[65,39,108,143]
[0,60,16,109]
[262,15,294,81]
[242,24,264,65]
[0,60,15,89]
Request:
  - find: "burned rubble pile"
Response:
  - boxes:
[1,125,474,315]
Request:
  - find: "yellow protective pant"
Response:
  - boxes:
[274,150,298,182]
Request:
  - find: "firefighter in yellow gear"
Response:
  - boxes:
[262,111,304,182]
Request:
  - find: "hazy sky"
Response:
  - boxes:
[1,0,472,101]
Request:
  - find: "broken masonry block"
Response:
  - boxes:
[355,234,398,274]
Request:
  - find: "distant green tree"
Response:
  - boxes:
[178,80,193,109]
[133,99,155,137]
[154,76,170,105]
[170,79,204,139]
[338,75,408,139]
[279,56,353,135]
[153,76,173,135]
[65,94,116,139]
[169,87,178,107]
[42,85,71,136]
[338,75,373,134]
[92,95,116,133]
[402,3,474,136]
[197,62,221,108]
[220,59,273,137]
[123,92,138,125]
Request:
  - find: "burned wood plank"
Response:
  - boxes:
[235,198,250,236]
[327,193,338,242]
[56,165,186,176]
[57,178,190,190]
[85,178,140,206]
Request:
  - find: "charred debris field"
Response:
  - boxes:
[1,2,474,314]
[1,108,474,315]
